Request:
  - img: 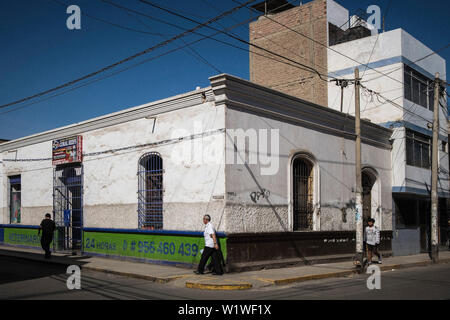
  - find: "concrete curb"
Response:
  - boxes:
[271,270,356,286]
[186,281,252,290]
[268,258,450,286]
[81,266,187,284]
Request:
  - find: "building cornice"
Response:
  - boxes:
[210,74,393,150]
[0,88,214,152]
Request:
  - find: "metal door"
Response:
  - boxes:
[362,172,376,228]
[53,164,83,253]
[293,158,313,231]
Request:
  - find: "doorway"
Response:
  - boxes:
[53,164,83,253]
[292,156,314,231]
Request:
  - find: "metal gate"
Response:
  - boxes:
[53,164,83,253]
[293,157,314,231]
[362,171,376,228]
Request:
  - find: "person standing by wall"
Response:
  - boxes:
[194,215,222,275]
[38,213,56,259]
[364,218,382,265]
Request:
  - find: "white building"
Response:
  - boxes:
[249,0,449,256]
[0,74,393,269]
[326,1,449,255]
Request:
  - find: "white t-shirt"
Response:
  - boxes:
[203,222,215,248]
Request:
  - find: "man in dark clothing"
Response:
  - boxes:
[38,213,56,259]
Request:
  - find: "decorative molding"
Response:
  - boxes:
[210,74,393,150]
[0,88,214,152]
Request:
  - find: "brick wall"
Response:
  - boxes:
[249,0,328,107]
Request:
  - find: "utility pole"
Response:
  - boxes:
[354,68,364,269]
[431,72,440,263]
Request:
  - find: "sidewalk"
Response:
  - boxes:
[1,244,449,290]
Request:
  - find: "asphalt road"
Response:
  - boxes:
[0,255,449,300]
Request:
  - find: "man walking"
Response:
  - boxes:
[194,215,222,275]
[38,213,56,259]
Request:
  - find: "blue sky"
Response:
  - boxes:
[1,0,449,140]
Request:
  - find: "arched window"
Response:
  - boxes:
[362,169,377,228]
[138,153,163,230]
[292,156,314,231]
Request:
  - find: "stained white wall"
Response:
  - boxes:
[0,101,227,231]
[224,107,392,233]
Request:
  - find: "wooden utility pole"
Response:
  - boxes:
[354,68,364,269]
[431,72,440,263]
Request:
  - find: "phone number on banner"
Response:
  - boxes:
[84,238,200,257]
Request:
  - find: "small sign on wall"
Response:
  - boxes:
[52,136,83,165]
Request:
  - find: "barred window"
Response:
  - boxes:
[292,157,314,231]
[406,129,431,169]
[9,175,21,224]
[138,153,163,230]
[404,65,434,111]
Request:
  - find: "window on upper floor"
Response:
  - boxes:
[406,129,431,169]
[404,65,434,111]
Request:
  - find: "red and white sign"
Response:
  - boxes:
[52,136,83,165]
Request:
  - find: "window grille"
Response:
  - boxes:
[406,129,431,169]
[138,153,163,230]
[9,176,21,224]
[404,65,434,111]
[293,157,314,231]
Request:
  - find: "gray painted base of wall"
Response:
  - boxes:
[392,228,421,256]
[225,203,289,233]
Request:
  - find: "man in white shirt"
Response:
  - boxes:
[194,215,222,275]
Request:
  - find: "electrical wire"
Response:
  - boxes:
[138,0,334,82]
[0,0,258,110]
[232,0,447,92]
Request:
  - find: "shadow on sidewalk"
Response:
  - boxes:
[0,249,90,285]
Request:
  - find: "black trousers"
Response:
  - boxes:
[197,247,222,274]
[41,235,53,258]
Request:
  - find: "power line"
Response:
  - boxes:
[232,0,445,92]
[105,0,342,81]
[103,0,329,76]
[361,42,450,85]
[138,0,334,82]
[48,0,170,37]
[0,16,257,116]
[0,0,257,110]
[2,4,332,116]
[118,4,223,74]
[360,83,448,136]
[51,0,223,73]
[197,0,334,77]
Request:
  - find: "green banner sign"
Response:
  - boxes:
[3,227,46,248]
[83,231,227,265]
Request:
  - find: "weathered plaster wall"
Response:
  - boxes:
[0,100,227,232]
[224,106,392,233]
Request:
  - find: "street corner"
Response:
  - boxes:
[184,274,253,290]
